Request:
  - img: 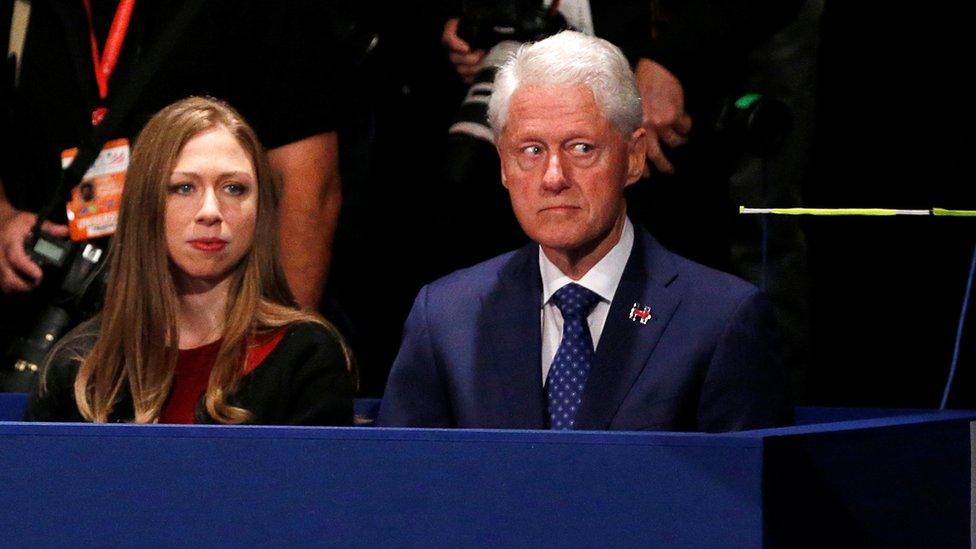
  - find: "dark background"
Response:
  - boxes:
[805,3,976,407]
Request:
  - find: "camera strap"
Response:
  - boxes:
[30,0,205,237]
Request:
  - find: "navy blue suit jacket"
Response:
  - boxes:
[378,226,791,431]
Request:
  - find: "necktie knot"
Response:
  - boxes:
[551,283,601,319]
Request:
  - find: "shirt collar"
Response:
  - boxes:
[539,217,634,307]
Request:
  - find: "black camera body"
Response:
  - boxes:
[455,0,568,51]
[0,236,107,392]
[448,0,569,146]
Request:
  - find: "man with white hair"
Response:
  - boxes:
[378,31,790,431]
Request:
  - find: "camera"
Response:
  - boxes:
[454,0,568,52]
[448,0,569,144]
[0,234,107,392]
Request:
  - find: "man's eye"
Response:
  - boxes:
[571,143,595,154]
[522,145,543,156]
[169,183,194,195]
[224,183,249,196]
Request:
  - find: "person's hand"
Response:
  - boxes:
[443,18,486,84]
[635,58,693,175]
[0,208,68,294]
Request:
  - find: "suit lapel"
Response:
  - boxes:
[475,244,547,428]
[574,228,682,430]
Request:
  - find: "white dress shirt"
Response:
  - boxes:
[539,218,634,383]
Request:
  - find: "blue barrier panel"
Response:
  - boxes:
[1,394,972,547]
[759,412,975,546]
[0,423,763,547]
[0,392,26,421]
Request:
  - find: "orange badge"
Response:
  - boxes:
[63,138,129,241]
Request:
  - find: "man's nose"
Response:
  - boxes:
[542,151,568,192]
[196,187,222,225]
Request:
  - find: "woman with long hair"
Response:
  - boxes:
[26,97,353,425]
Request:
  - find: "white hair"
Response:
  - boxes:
[487,31,643,138]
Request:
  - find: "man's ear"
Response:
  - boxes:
[625,127,647,186]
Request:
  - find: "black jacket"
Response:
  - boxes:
[25,322,354,426]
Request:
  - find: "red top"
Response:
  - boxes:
[159,329,287,424]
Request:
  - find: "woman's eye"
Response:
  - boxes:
[224,183,248,196]
[169,183,194,195]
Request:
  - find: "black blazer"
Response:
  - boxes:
[25,322,354,426]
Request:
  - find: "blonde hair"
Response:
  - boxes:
[65,96,350,423]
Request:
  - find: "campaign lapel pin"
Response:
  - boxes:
[629,303,652,325]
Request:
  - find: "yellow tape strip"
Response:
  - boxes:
[740,207,976,217]
[738,207,929,216]
[933,208,976,217]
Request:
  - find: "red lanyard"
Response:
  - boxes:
[81,0,136,102]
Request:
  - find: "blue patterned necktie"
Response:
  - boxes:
[546,283,602,430]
